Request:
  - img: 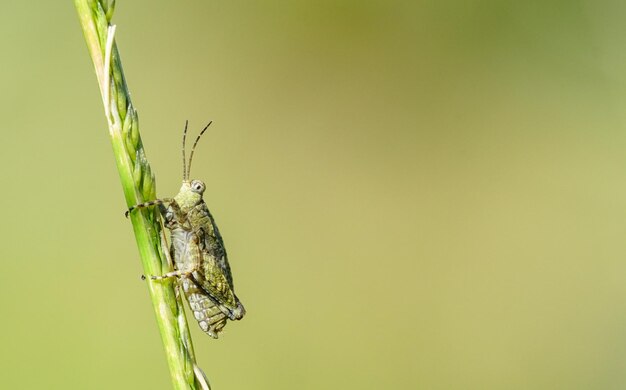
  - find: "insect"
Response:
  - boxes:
[126,121,245,338]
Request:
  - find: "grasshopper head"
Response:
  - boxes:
[178,121,211,211]
[174,179,206,211]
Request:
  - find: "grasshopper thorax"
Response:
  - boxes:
[174,179,206,213]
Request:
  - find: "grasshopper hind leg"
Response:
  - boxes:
[182,278,228,338]
[150,269,193,281]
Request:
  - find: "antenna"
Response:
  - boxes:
[182,120,189,181]
[187,121,212,179]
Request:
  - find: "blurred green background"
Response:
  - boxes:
[3,0,626,389]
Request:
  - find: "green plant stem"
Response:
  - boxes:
[73,1,203,389]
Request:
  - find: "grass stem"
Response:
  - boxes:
[73,1,206,388]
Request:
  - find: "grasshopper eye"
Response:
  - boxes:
[191,180,205,194]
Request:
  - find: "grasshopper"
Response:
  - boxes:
[126,121,245,338]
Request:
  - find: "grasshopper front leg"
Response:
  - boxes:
[125,198,175,218]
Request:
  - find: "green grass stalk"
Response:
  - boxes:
[73,1,207,388]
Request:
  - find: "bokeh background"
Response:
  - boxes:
[3,0,626,389]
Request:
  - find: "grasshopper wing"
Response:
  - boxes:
[190,206,245,321]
